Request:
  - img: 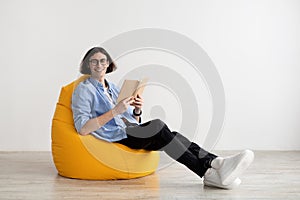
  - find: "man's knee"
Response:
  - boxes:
[152,119,165,128]
[147,119,168,137]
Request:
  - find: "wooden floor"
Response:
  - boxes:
[0,151,299,200]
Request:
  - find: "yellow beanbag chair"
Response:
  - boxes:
[51,76,159,180]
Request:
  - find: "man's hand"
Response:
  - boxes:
[131,94,144,113]
[112,96,134,116]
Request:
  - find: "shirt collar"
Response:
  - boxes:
[88,77,111,92]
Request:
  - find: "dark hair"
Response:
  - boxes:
[80,47,117,74]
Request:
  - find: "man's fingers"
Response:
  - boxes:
[132,101,143,105]
[127,98,135,104]
[122,96,133,102]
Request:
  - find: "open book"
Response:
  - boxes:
[117,78,149,103]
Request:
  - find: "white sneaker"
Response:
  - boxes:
[204,168,241,190]
[217,149,254,185]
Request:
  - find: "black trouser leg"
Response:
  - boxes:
[116,119,217,177]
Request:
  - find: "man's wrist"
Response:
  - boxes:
[133,108,142,116]
[111,108,119,117]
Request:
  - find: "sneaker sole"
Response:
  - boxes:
[204,178,241,190]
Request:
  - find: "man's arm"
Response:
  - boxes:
[79,96,134,135]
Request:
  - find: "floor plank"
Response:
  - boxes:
[0,151,299,200]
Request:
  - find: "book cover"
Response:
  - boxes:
[117,78,149,103]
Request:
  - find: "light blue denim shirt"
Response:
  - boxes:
[72,77,139,142]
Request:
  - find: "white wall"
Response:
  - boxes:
[0,0,299,151]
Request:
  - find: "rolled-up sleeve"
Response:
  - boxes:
[71,85,93,133]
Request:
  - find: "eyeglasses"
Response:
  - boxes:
[89,58,109,66]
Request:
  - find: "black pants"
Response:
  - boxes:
[116,119,217,177]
